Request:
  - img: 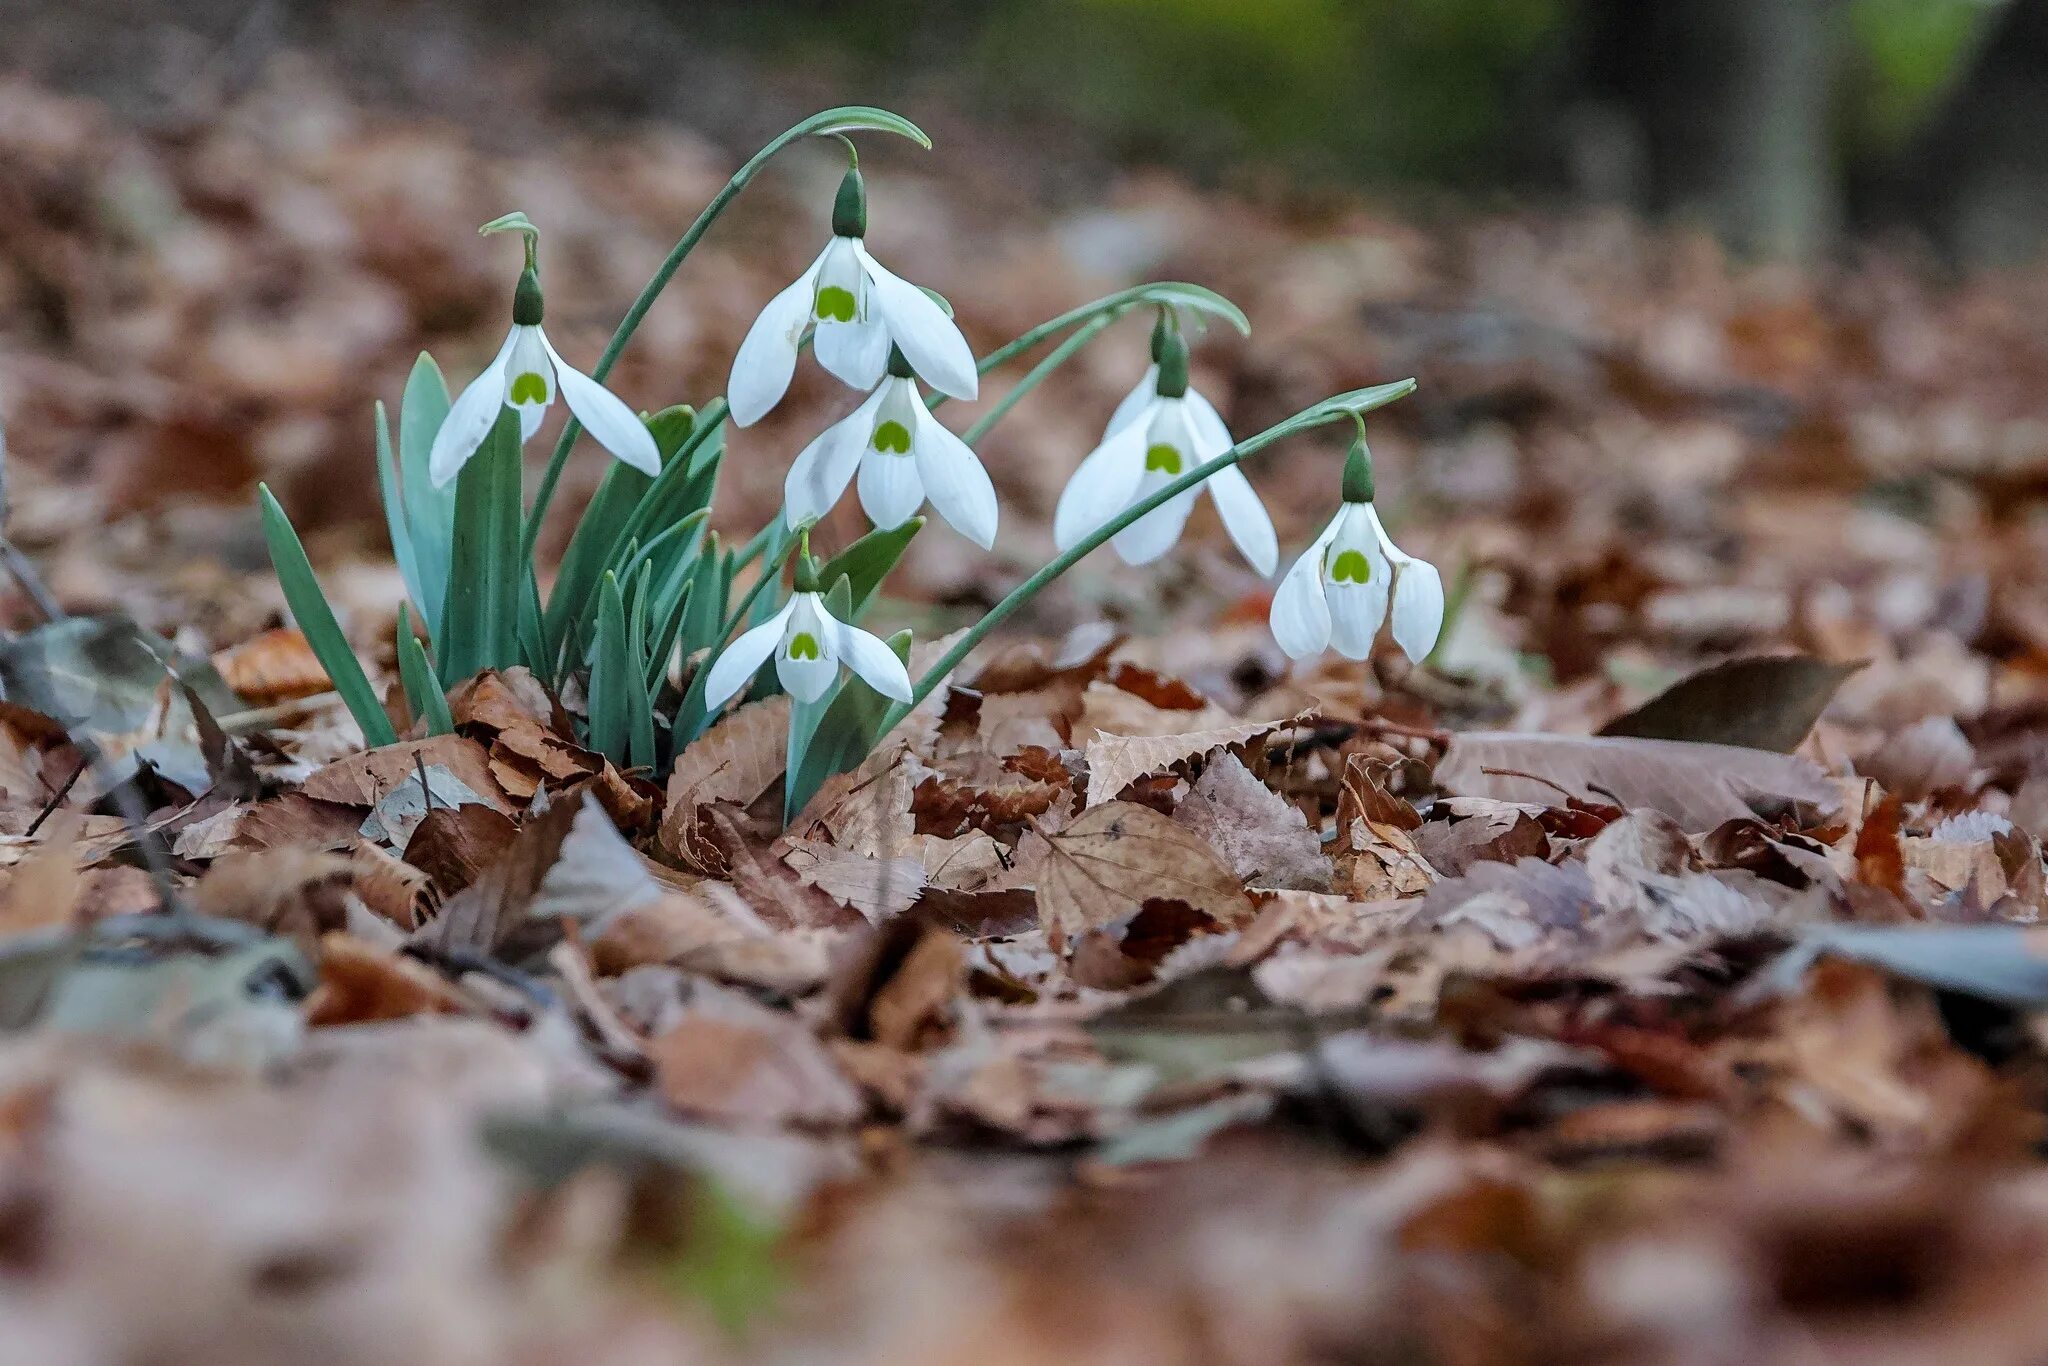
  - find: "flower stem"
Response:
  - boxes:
[961,312,1116,448]
[875,378,1418,733]
[520,107,930,556]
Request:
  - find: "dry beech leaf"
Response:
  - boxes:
[194,847,357,958]
[1599,654,1862,753]
[1077,679,1239,748]
[302,735,511,812]
[648,986,863,1128]
[0,813,85,935]
[704,805,854,931]
[1860,716,1975,801]
[304,932,467,1026]
[1173,753,1331,891]
[782,838,926,923]
[1436,732,1839,832]
[1083,717,1287,807]
[211,627,331,704]
[403,802,520,896]
[661,697,790,866]
[348,841,439,930]
[1037,800,1252,947]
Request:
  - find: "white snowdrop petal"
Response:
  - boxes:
[428,328,519,487]
[911,410,998,549]
[856,443,926,530]
[1111,482,1198,565]
[727,250,827,427]
[1054,418,1148,552]
[1269,545,1334,659]
[1103,366,1158,440]
[541,333,659,476]
[1325,578,1390,660]
[835,620,914,702]
[1390,556,1446,664]
[700,603,793,710]
[1184,384,1234,454]
[775,598,841,703]
[783,391,882,528]
[1205,462,1278,576]
[857,245,978,401]
[814,318,890,391]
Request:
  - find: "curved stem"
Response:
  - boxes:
[875,378,1419,733]
[962,312,1115,448]
[521,107,929,555]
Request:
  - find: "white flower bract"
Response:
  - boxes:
[428,323,659,487]
[782,376,998,548]
[700,591,914,709]
[1052,371,1277,574]
[1268,501,1444,664]
[728,236,977,427]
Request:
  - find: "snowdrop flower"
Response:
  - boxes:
[1269,433,1444,664]
[1053,327,1276,573]
[728,162,977,427]
[701,559,914,708]
[429,267,659,487]
[783,347,998,548]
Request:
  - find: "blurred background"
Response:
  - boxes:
[2,0,2047,700]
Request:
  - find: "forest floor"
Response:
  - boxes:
[5,38,2048,1365]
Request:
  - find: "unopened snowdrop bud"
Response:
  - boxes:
[428,224,659,488]
[727,152,976,426]
[1053,322,1276,574]
[782,344,999,548]
[1268,424,1443,665]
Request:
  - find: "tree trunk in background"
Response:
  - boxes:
[1565,0,1846,261]
[1897,0,2048,267]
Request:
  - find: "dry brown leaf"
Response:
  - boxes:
[1173,753,1331,891]
[304,932,467,1025]
[648,987,864,1128]
[194,847,357,958]
[1436,732,1839,832]
[0,813,84,934]
[348,841,439,930]
[1083,716,1287,807]
[301,736,512,812]
[660,697,790,868]
[782,839,926,923]
[1037,800,1253,947]
[210,627,331,704]
[403,802,519,896]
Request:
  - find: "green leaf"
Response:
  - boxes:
[395,604,454,736]
[375,401,425,634]
[817,517,922,623]
[587,571,634,764]
[785,622,911,822]
[437,407,524,685]
[625,563,657,770]
[544,404,697,669]
[258,484,397,747]
[795,105,932,150]
[399,353,455,637]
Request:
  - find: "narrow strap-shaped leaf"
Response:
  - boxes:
[625,562,657,770]
[818,517,922,623]
[399,353,455,637]
[437,407,523,685]
[258,485,397,747]
[786,618,910,821]
[395,604,454,736]
[375,400,427,632]
[586,570,634,764]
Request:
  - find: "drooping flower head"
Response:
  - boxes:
[1269,425,1444,664]
[728,156,977,427]
[701,550,914,708]
[429,222,659,488]
[783,346,998,549]
[1053,318,1276,573]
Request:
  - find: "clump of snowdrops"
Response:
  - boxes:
[261,108,1441,818]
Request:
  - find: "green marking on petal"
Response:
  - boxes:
[815,285,858,323]
[788,632,822,661]
[1144,443,1183,474]
[508,371,549,405]
[871,420,912,454]
[1330,549,1374,584]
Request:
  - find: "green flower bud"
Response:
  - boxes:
[1341,432,1376,505]
[1154,326,1189,399]
[512,267,544,327]
[792,553,824,595]
[832,165,867,240]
